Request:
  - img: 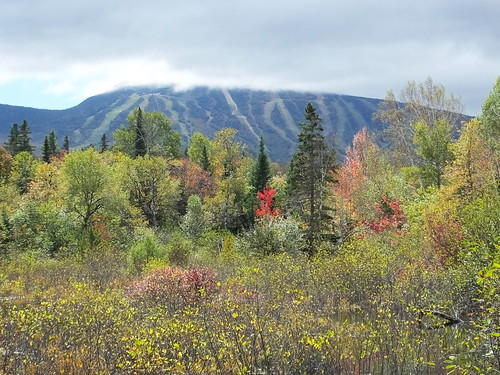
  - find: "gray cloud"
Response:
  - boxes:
[0,0,498,114]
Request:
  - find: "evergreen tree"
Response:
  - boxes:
[114,107,181,159]
[5,123,20,156]
[48,131,57,155]
[287,103,336,255]
[63,136,70,152]
[134,108,147,158]
[200,144,211,172]
[100,134,109,153]
[250,136,271,193]
[181,195,208,238]
[42,132,58,162]
[18,120,34,154]
[42,137,51,162]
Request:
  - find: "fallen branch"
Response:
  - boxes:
[418,309,463,330]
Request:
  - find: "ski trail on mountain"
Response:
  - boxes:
[222,89,260,141]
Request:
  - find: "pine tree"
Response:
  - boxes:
[5,123,20,156]
[42,136,51,162]
[200,144,211,172]
[48,131,57,155]
[250,135,271,193]
[18,120,34,154]
[63,136,70,152]
[100,134,109,153]
[42,132,58,162]
[287,103,336,255]
[134,108,147,158]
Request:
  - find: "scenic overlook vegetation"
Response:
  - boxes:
[0,76,499,374]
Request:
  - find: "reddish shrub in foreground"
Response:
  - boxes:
[127,266,219,308]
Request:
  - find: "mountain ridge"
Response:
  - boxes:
[0,86,386,162]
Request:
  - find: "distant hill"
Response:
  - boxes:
[0,86,387,162]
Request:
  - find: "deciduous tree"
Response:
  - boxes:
[60,149,114,232]
[10,151,39,194]
[445,119,497,198]
[187,132,213,172]
[335,128,407,239]
[479,76,500,187]
[413,119,454,188]
[204,128,251,231]
[0,146,12,183]
[374,77,463,167]
[255,186,279,219]
[174,158,216,203]
[123,155,180,229]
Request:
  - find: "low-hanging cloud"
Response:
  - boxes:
[0,0,498,114]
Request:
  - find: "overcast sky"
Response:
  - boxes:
[0,0,498,115]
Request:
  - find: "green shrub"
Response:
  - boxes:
[165,231,195,267]
[127,232,166,274]
[238,216,303,256]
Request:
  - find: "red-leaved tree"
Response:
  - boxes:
[255,186,280,218]
[363,195,406,233]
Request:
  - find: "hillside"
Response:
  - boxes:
[0,86,385,162]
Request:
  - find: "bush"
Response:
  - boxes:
[127,232,166,274]
[238,216,303,256]
[127,266,219,310]
[165,231,195,267]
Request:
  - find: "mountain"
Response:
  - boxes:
[0,86,386,162]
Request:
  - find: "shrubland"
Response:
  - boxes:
[0,77,498,374]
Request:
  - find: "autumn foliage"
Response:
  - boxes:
[336,128,370,205]
[128,266,219,307]
[363,195,406,233]
[0,87,499,374]
[255,186,280,218]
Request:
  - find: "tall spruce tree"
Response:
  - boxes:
[42,137,51,162]
[250,135,271,193]
[287,103,336,255]
[100,134,109,153]
[5,123,20,156]
[48,131,57,155]
[18,120,34,155]
[42,131,58,162]
[200,144,211,172]
[134,108,147,158]
[63,136,70,152]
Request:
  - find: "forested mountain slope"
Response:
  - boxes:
[0,87,385,161]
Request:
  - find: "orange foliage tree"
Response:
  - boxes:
[255,186,280,219]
